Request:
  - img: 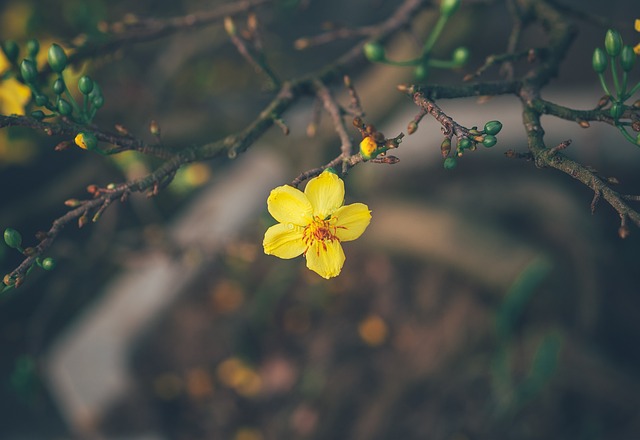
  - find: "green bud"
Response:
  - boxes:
[31,110,45,120]
[604,29,622,57]
[92,95,104,108]
[457,137,471,149]
[620,45,636,72]
[34,94,48,106]
[363,42,385,62]
[482,134,497,148]
[47,43,68,73]
[57,98,72,115]
[610,102,624,119]
[53,78,66,95]
[20,59,38,84]
[2,40,19,63]
[452,47,469,66]
[483,120,503,135]
[78,76,94,95]
[41,257,56,271]
[440,0,460,18]
[89,84,104,108]
[592,47,608,73]
[443,157,457,169]
[4,228,22,249]
[26,39,39,58]
[414,64,429,81]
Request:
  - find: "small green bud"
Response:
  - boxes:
[452,47,469,66]
[78,76,94,95]
[440,0,460,18]
[483,120,503,135]
[53,78,66,95]
[482,134,497,148]
[443,157,457,169]
[57,98,72,115]
[457,137,471,150]
[31,110,45,120]
[363,42,385,62]
[34,94,48,106]
[47,43,68,73]
[2,40,19,63]
[610,102,624,119]
[4,228,22,249]
[41,257,56,271]
[592,47,608,73]
[604,29,622,57]
[414,64,429,81]
[26,39,39,58]
[620,45,636,72]
[89,83,104,110]
[20,59,38,84]
[92,95,104,108]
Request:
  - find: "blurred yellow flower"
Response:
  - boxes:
[0,50,30,116]
[635,19,640,55]
[263,170,371,279]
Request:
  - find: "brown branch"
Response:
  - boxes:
[0,115,175,159]
[62,0,273,70]
[313,80,354,158]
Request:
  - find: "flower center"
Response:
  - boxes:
[303,216,339,249]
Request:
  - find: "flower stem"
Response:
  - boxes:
[421,14,449,58]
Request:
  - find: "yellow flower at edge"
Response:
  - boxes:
[0,50,30,116]
[635,19,640,55]
[263,170,371,279]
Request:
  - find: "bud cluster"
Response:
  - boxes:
[362,0,466,82]
[17,41,105,125]
[440,120,503,170]
[591,28,640,146]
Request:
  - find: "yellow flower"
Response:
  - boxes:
[263,170,371,279]
[0,50,30,116]
[635,19,640,55]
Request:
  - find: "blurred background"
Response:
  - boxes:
[1,0,640,439]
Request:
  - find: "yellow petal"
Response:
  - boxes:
[305,239,345,279]
[304,171,344,218]
[334,202,371,242]
[263,223,306,259]
[0,50,10,74]
[0,77,31,115]
[635,19,640,32]
[635,43,640,56]
[267,185,313,226]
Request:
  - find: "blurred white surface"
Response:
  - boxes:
[44,151,286,439]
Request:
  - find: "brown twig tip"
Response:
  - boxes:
[619,215,630,239]
[590,187,601,214]
[272,115,290,135]
[549,139,572,155]
[577,119,590,128]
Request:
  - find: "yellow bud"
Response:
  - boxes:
[359,136,378,160]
